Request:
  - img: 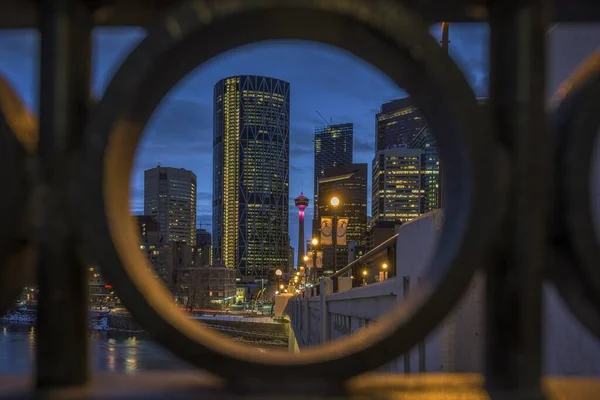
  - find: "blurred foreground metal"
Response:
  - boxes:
[0,0,599,399]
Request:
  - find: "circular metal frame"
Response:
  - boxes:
[551,50,600,337]
[82,0,500,380]
[0,74,35,315]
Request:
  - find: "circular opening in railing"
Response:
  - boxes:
[82,0,499,380]
[0,70,37,318]
[551,48,600,337]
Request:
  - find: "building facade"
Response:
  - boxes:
[371,148,424,225]
[313,122,353,234]
[181,266,237,310]
[143,166,197,245]
[212,75,290,278]
[376,98,426,151]
[136,215,193,297]
[195,228,212,268]
[317,164,368,272]
[409,128,440,214]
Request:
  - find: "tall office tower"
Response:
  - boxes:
[144,166,197,245]
[294,192,309,268]
[313,122,353,235]
[409,127,440,214]
[318,164,368,272]
[213,75,290,277]
[195,228,212,267]
[371,148,424,225]
[376,98,426,151]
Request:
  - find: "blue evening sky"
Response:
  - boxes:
[0,24,489,252]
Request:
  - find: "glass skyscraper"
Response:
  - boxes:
[313,123,353,234]
[376,98,425,151]
[212,75,290,277]
[143,166,197,245]
[371,148,424,225]
[409,127,440,214]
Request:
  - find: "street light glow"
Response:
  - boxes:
[279,284,284,290]
[275,269,282,276]
[362,270,368,276]
[382,263,388,269]
[330,196,340,206]
[311,238,318,246]
[303,255,309,262]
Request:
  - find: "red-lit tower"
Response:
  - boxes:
[294,192,310,269]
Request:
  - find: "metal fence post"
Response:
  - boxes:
[486,0,548,398]
[35,0,92,388]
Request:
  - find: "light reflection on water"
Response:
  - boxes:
[1,323,285,373]
[0,324,194,373]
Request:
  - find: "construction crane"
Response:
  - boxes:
[316,110,333,126]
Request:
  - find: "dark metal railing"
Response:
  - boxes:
[0,0,600,398]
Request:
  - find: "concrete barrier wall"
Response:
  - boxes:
[286,205,600,375]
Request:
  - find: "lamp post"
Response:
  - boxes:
[362,269,368,286]
[299,266,305,288]
[330,196,340,273]
[311,237,319,286]
[275,269,282,299]
[381,262,388,281]
[303,255,309,289]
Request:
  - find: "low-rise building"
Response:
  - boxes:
[179,265,236,310]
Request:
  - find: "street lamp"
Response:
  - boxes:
[275,269,282,297]
[330,196,341,273]
[310,238,319,286]
[362,269,368,286]
[382,262,389,280]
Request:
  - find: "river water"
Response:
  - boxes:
[0,323,284,373]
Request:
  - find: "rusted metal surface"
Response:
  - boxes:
[80,0,499,386]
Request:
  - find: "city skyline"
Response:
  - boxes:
[0,25,489,252]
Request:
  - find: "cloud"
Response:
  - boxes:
[141,96,213,154]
